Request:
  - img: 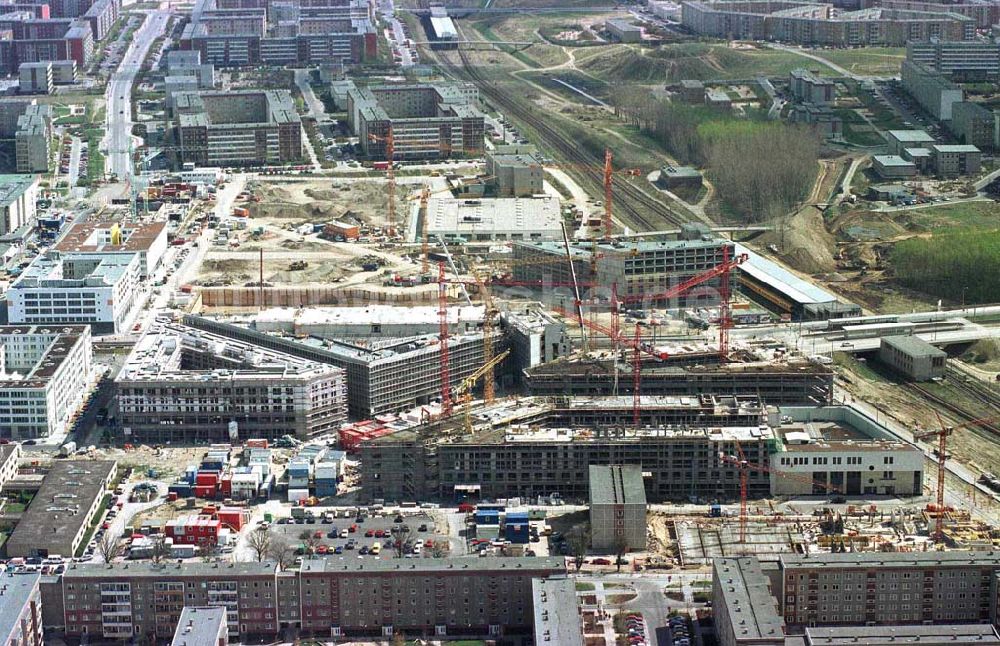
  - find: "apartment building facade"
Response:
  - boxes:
[115,321,348,442]
[0,325,93,440]
[512,232,737,304]
[51,558,565,641]
[950,100,998,152]
[360,396,776,502]
[779,552,1000,626]
[173,90,303,168]
[0,173,39,236]
[681,1,974,46]
[179,0,376,67]
[907,38,1000,79]
[0,572,44,646]
[347,82,485,160]
[901,59,964,120]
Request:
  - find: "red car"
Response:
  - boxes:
[313,530,323,539]
[365,529,375,537]
[591,558,612,565]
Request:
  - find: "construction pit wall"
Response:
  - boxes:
[191,281,467,312]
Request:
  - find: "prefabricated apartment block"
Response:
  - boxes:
[589,465,647,551]
[346,82,485,160]
[0,324,92,440]
[0,173,40,236]
[48,557,564,642]
[179,0,376,67]
[713,551,1000,646]
[173,90,303,167]
[680,1,974,46]
[115,320,347,442]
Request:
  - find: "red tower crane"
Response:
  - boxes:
[916,412,1000,543]
[719,444,844,544]
[555,248,748,423]
[437,262,452,416]
[368,128,397,237]
[603,148,613,240]
[613,246,748,362]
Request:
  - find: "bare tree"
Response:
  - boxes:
[149,534,170,564]
[96,532,124,564]
[430,540,450,558]
[614,535,630,573]
[392,524,411,558]
[567,526,590,572]
[247,527,273,562]
[298,530,320,554]
[267,537,297,571]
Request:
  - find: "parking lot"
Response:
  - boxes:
[268,510,458,559]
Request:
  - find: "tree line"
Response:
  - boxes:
[610,87,821,222]
[891,229,1000,304]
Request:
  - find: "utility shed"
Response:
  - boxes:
[589,465,646,551]
[878,335,947,381]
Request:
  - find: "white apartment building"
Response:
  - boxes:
[0,174,39,236]
[7,251,143,335]
[0,325,92,439]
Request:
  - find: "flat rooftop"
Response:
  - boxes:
[54,220,166,254]
[298,556,564,574]
[519,236,729,260]
[804,625,1000,645]
[0,325,89,389]
[874,155,916,167]
[255,305,484,329]
[532,577,584,646]
[0,174,37,206]
[7,461,117,554]
[932,143,981,153]
[64,560,277,579]
[425,196,562,236]
[882,334,947,358]
[780,550,1000,569]
[0,572,40,643]
[14,251,137,287]
[117,321,344,383]
[713,557,785,642]
[589,465,646,506]
[171,606,227,646]
[887,129,935,143]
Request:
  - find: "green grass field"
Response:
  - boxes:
[903,200,1000,230]
[814,47,905,76]
[576,43,812,83]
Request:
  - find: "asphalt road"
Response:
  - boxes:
[104,9,170,184]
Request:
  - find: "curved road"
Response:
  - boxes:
[104,10,171,185]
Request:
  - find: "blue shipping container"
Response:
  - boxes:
[505,523,530,544]
[475,510,500,525]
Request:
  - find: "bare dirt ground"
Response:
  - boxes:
[252,179,390,229]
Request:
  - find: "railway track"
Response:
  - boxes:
[437,40,689,233]
[904,378,1000,436]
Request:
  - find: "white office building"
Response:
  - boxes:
[8,251,143,335]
